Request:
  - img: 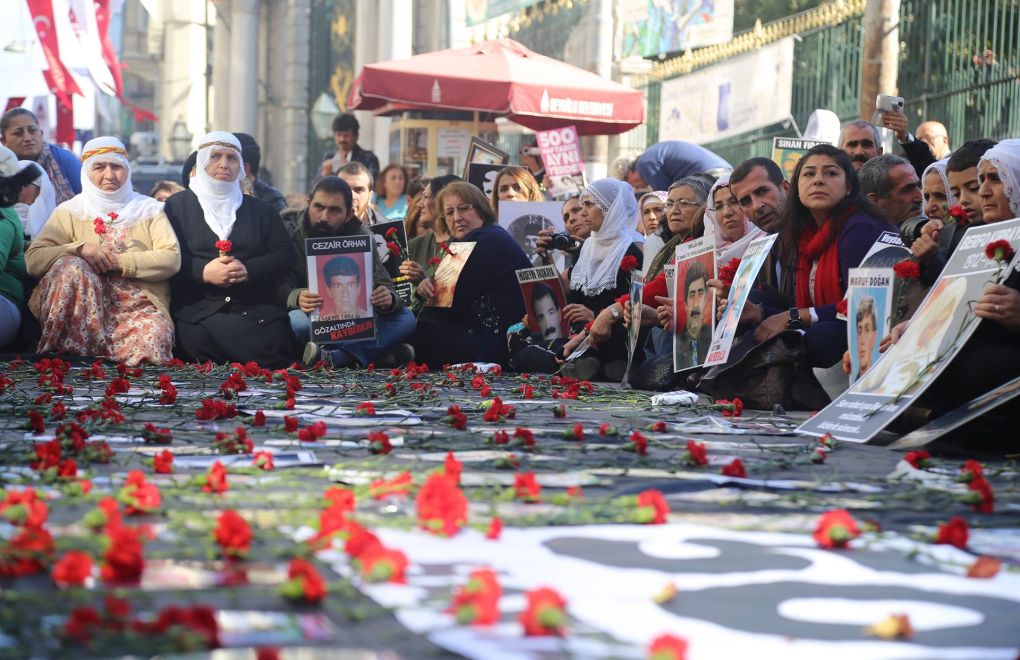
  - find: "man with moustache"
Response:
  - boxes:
[276,176,415,368]
[728,158,795,311]
[530,283,564,341]
[674,261,712,369]
[859,154,923,228]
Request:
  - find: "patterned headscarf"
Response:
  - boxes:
[61,136,163,228]
[920,158,956,218]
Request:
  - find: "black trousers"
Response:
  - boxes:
[176,312,295,369]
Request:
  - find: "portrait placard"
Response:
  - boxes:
[428,242,476,308]
[516,265,569,342]
[305,234,376,344]
[672,237,717,373]
[703,233,777,367]
[846,268,894,383]
[498,200,566,270]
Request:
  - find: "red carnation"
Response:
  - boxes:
[963,476,995,513]
[416,472,469,536]
[386,241,401,256]
[357,544,408,584]
[685,440,708,466]
[635,489,669,524]
[904,450,932,469]
[204,461,229,493]
[627,430,648,456]
[893,259,921,280]
[648,634,688,660]
[718,257,740,287]
[101,525,145,583]
[367,430,392,455]
[281,558,326,603]
[813,509,860,549]
[93,217,108,237]
[52,550,93,588]
[935,517,968,549]
[449,568,502,626]
[519,587,567,636]
[215,239,233,256]
[947,204,968,223]
[214,510,252,558]
[153,449,173,474]
[369,471,413,499]
[444,451,462,485]
[486,516,503,540]
[620,255,639,272]
[836,297,848,317]
[355,401,376,416]
[514,472,542,502]
[721,458,747,478]
[985,239,1015,263]
[253,451,275,471]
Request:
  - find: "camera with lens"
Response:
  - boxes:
[899,214,928,247]
[548,232,577,250]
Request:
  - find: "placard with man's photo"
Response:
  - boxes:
[846,268,894,383]
[671,237,717,373]
[498,200,567,270]
[369,219,414,306]
[305,234,376,344]
[516,265,569,345]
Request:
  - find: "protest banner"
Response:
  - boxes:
[672,237,717,372]
[846,268,894,383]
[305,234,376,344]
[466,162,505,200]
[516,265,569,342]
[703,233,778,367]
[536,125,587,198]
[428,242,476,308]
[498,200,566,269]
[799,218,1020,443]
[772,137,832,180]
[369,220,414,306]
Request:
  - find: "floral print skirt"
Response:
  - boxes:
[31,256,174,365]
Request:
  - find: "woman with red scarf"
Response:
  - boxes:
[752,144,890,367]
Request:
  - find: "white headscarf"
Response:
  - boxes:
[16,159,57,237]
[702,175,765,264]
[803,109,841,145]
[570,178,637,296]
[61,136,163,228]
[920,158,956,218]
[189,131,245,240]
[979,139,1020,218]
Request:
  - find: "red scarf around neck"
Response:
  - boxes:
[795,211,847,309]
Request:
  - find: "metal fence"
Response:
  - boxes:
[640,0,1020,165]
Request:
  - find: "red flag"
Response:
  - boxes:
[26,0,83,107]
[4,98,26,112]
[55,94,74,148]
[93,0,123,95]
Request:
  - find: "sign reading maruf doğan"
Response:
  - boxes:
[305,234,376,344]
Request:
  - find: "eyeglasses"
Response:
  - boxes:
[712,200,741,213]
[665,199,701,210]
[443,203,475,218]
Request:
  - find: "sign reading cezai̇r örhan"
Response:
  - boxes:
[305,234,377,344]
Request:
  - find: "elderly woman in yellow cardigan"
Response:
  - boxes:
[26,137,180,365]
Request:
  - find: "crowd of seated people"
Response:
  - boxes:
[2,105,1019,436]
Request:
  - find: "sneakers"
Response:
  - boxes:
[302,342,330,368]
[375,343,415,368]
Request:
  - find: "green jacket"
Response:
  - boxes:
[0,207,27,307]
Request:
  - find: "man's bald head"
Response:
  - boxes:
[916,121,951,160]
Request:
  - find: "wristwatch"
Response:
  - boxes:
[787,307,803,330]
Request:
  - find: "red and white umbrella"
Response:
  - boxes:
[348,39,645,136]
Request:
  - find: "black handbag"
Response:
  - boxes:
[696,330,831,411]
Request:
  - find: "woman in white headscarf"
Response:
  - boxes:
[25,136,181,364]
[703,174,765,264]
[920,158,956,222]
[163,131,294,368]
[14,159,56,238]
[560,178,644,379]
